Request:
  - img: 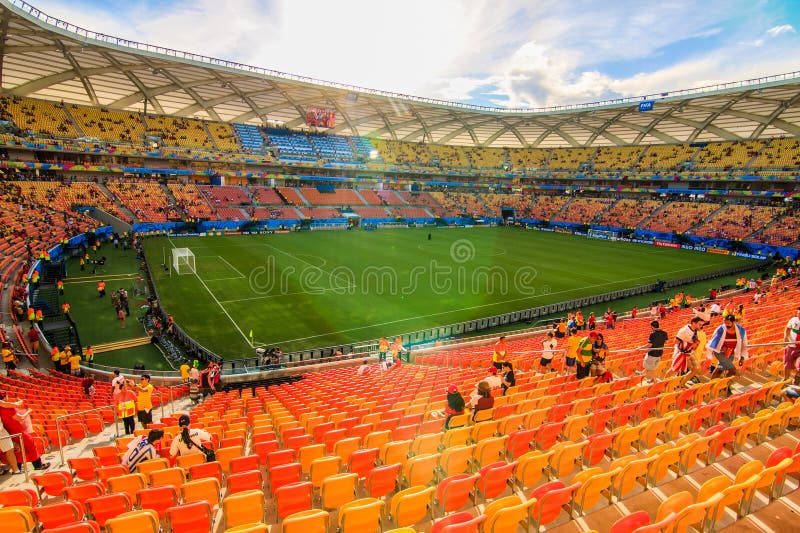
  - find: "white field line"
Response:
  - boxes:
[265,263,737,344]
[261,241,356,288]
[218,256,245,278]
[167,237,252,347]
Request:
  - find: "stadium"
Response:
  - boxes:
[0,0,799,531]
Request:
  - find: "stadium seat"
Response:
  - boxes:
[86,493,133,527]
[222,490,265,530]
[337,498,383,533]
[46,521,101,533]
[284,509,329,533]
[483,495,535,533]
[165,501,213,533]
[136,485,180,518]
[274,482,313,520]
[389,486,436,528]
[106,509,160,533]
[430,512,486,533]
[33,501,84,529]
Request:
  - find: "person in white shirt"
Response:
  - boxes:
[784,307,800,380]
[539,332,558,372]
[709,303,722,316]
[169,414,212,458]
[122,429,164,472]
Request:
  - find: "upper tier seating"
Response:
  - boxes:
[640,201,720,233]
[638,144,698,170]
[508,148,549,170]
[143,116,212,149]
[548,148,596,170]
[206,122,239,152]
[694,141,764,170]
[232,123,266,152]
[266,129,315,160]
[67,105,145,144]
[464,147,506,169]
[750,138,800,169]
[592,146,644,170]
[0,96,77,138]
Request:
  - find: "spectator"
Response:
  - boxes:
[111,369,125,405]
[783,306,800,381]
[471,381,494,422]
[0,392,50,471]
[169,414,211,459]
[575,331,597,379]
[590,333,609,377]
[540,331,558,373]
[121,429,164,472]
[136,375,154,428]
[0,397,25,475]
[642,320,669,383]
[117,380,137,435]
[708,315,747,380]
[444,385,465,429]
[501,361,516,394]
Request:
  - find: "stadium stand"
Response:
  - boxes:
[548,148,596,170]
[66,105,145,144]
[397,192,448,217]
[508,148,549,170]
[0,96,78,138]
[464,146,507,169]
[167,183,215,219]
[309,133,354,161]
[251,206,300,220]
[232,123,266,153]
[527,195,571,222]
[206,122,239,152]
[748,211,800,247]
[390,207,431,219]
[12,181,130,223]
[277,188,308,206]
[690,204,784,240]
[378,190,406,205]
[300,188,364,206]
[198,186,252,207]
[694,141,764,170]
[638,144,698,171]
[640,201,721,234]
[552,197,615,225]
[592,146,645,170]
[350,136,377,160]
[298,207,341,219]
[249,186,285,205]
[750,138,800,169]
[352,207,391,218]
[105,180,178,223]
[265,129,315,160]
[142,115,213,149]
[594,199,665,229]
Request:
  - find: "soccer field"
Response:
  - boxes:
[143,227,754,357]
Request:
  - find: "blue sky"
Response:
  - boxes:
[29,0,800,109]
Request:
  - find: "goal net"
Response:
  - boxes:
[172,248,196,275]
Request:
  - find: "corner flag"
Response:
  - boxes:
[249,329,253,341]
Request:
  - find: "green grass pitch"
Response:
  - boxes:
[142,227,754,357]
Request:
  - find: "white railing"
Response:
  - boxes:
[5,0,800,114]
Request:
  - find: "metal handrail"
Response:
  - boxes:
[0,431,29,482]
[54,404,118,466]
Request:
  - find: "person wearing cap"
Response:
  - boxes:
[444,385,465,429]
[122,429,164,472]
[707,314,747,380]
[575,332,597,379]
[169,414,212,459]
[484,366,502,389]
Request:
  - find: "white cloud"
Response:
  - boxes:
[766,24,796,37]
[22,0,800,109]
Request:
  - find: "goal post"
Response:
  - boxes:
[172,248,196,275]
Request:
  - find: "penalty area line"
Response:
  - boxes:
[167,237,253,347]
[218,256,246,278]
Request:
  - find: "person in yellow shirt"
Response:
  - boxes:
[2,342,16,372]
[180,362,190,382]
[565,328,580,375]
[492,336,507,370]
[68,351,82,375]
[136,375,154,428]
[378,337,389,363]
[60,347,71,374]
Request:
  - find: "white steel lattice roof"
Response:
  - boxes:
[2,0,800,148]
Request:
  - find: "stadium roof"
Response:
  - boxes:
[2,0,800,148]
